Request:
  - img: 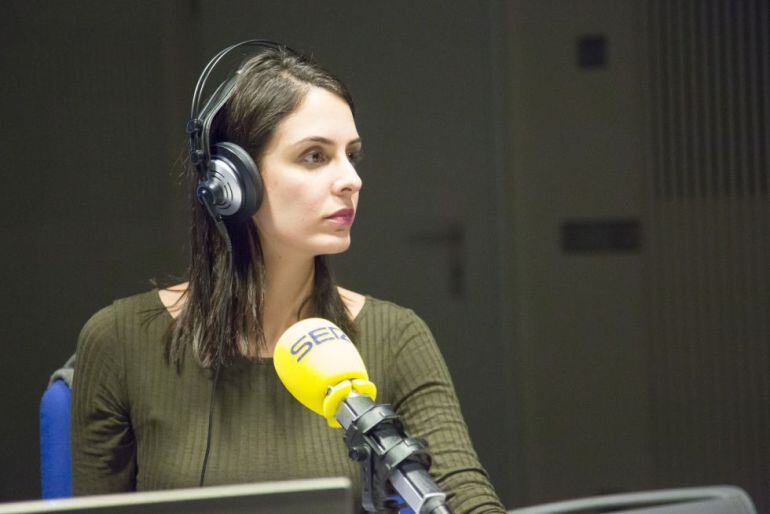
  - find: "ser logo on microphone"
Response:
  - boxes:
[290,325,351,362]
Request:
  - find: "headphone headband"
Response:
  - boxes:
[188,39,285,178]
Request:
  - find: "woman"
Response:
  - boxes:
[71,42,505,514]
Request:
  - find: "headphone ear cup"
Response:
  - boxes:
[210,142,263,223]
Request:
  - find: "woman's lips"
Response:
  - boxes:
[326,208,355,225]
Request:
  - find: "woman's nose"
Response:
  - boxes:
[335,156,363,194]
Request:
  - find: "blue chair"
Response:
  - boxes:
[39,379,72,499]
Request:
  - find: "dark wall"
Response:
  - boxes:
[1,0,189,501]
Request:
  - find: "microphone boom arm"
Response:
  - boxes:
[335,392,452,514]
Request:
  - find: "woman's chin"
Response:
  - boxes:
[316,235,352,255]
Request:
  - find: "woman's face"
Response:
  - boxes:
[254,86,363,259]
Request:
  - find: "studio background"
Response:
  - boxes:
[1,0,767,511]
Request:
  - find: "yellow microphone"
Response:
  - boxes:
[273,317,377,428]
[274,318,452,514]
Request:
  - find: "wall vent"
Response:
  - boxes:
[646,0,769,511]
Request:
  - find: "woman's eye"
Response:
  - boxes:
[302,150,326,165]
[347,150,364,166]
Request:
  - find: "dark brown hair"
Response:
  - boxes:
[167,45,359,368]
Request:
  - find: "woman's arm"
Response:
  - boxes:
[388,310,507,514]
[71,304,137,495]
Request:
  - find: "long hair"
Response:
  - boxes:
[167,45,359,368]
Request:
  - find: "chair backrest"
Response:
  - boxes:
[507,486,756,514]
[39,379,72,499]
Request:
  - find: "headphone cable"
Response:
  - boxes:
[199,357,222,487]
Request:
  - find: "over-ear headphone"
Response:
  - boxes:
[186,39,286,235]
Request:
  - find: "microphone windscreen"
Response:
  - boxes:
[274,318,376,426]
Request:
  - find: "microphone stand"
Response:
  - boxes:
[335,393,453,514]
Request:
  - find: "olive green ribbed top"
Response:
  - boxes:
[71,290,505,513]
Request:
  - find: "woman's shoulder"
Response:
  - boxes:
[108,288,169,321]
[351,292,430,343]
[333,287,413,324]
[81,288,160,323]
[354,293,420,321]
[77,288,170,351]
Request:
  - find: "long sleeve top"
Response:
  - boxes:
[71,289,505,513]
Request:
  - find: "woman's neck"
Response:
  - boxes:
[260,249,315,356]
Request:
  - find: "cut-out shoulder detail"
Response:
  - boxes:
[158,282,366,322]
[157,282,188,319]
[337,286,366,320]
